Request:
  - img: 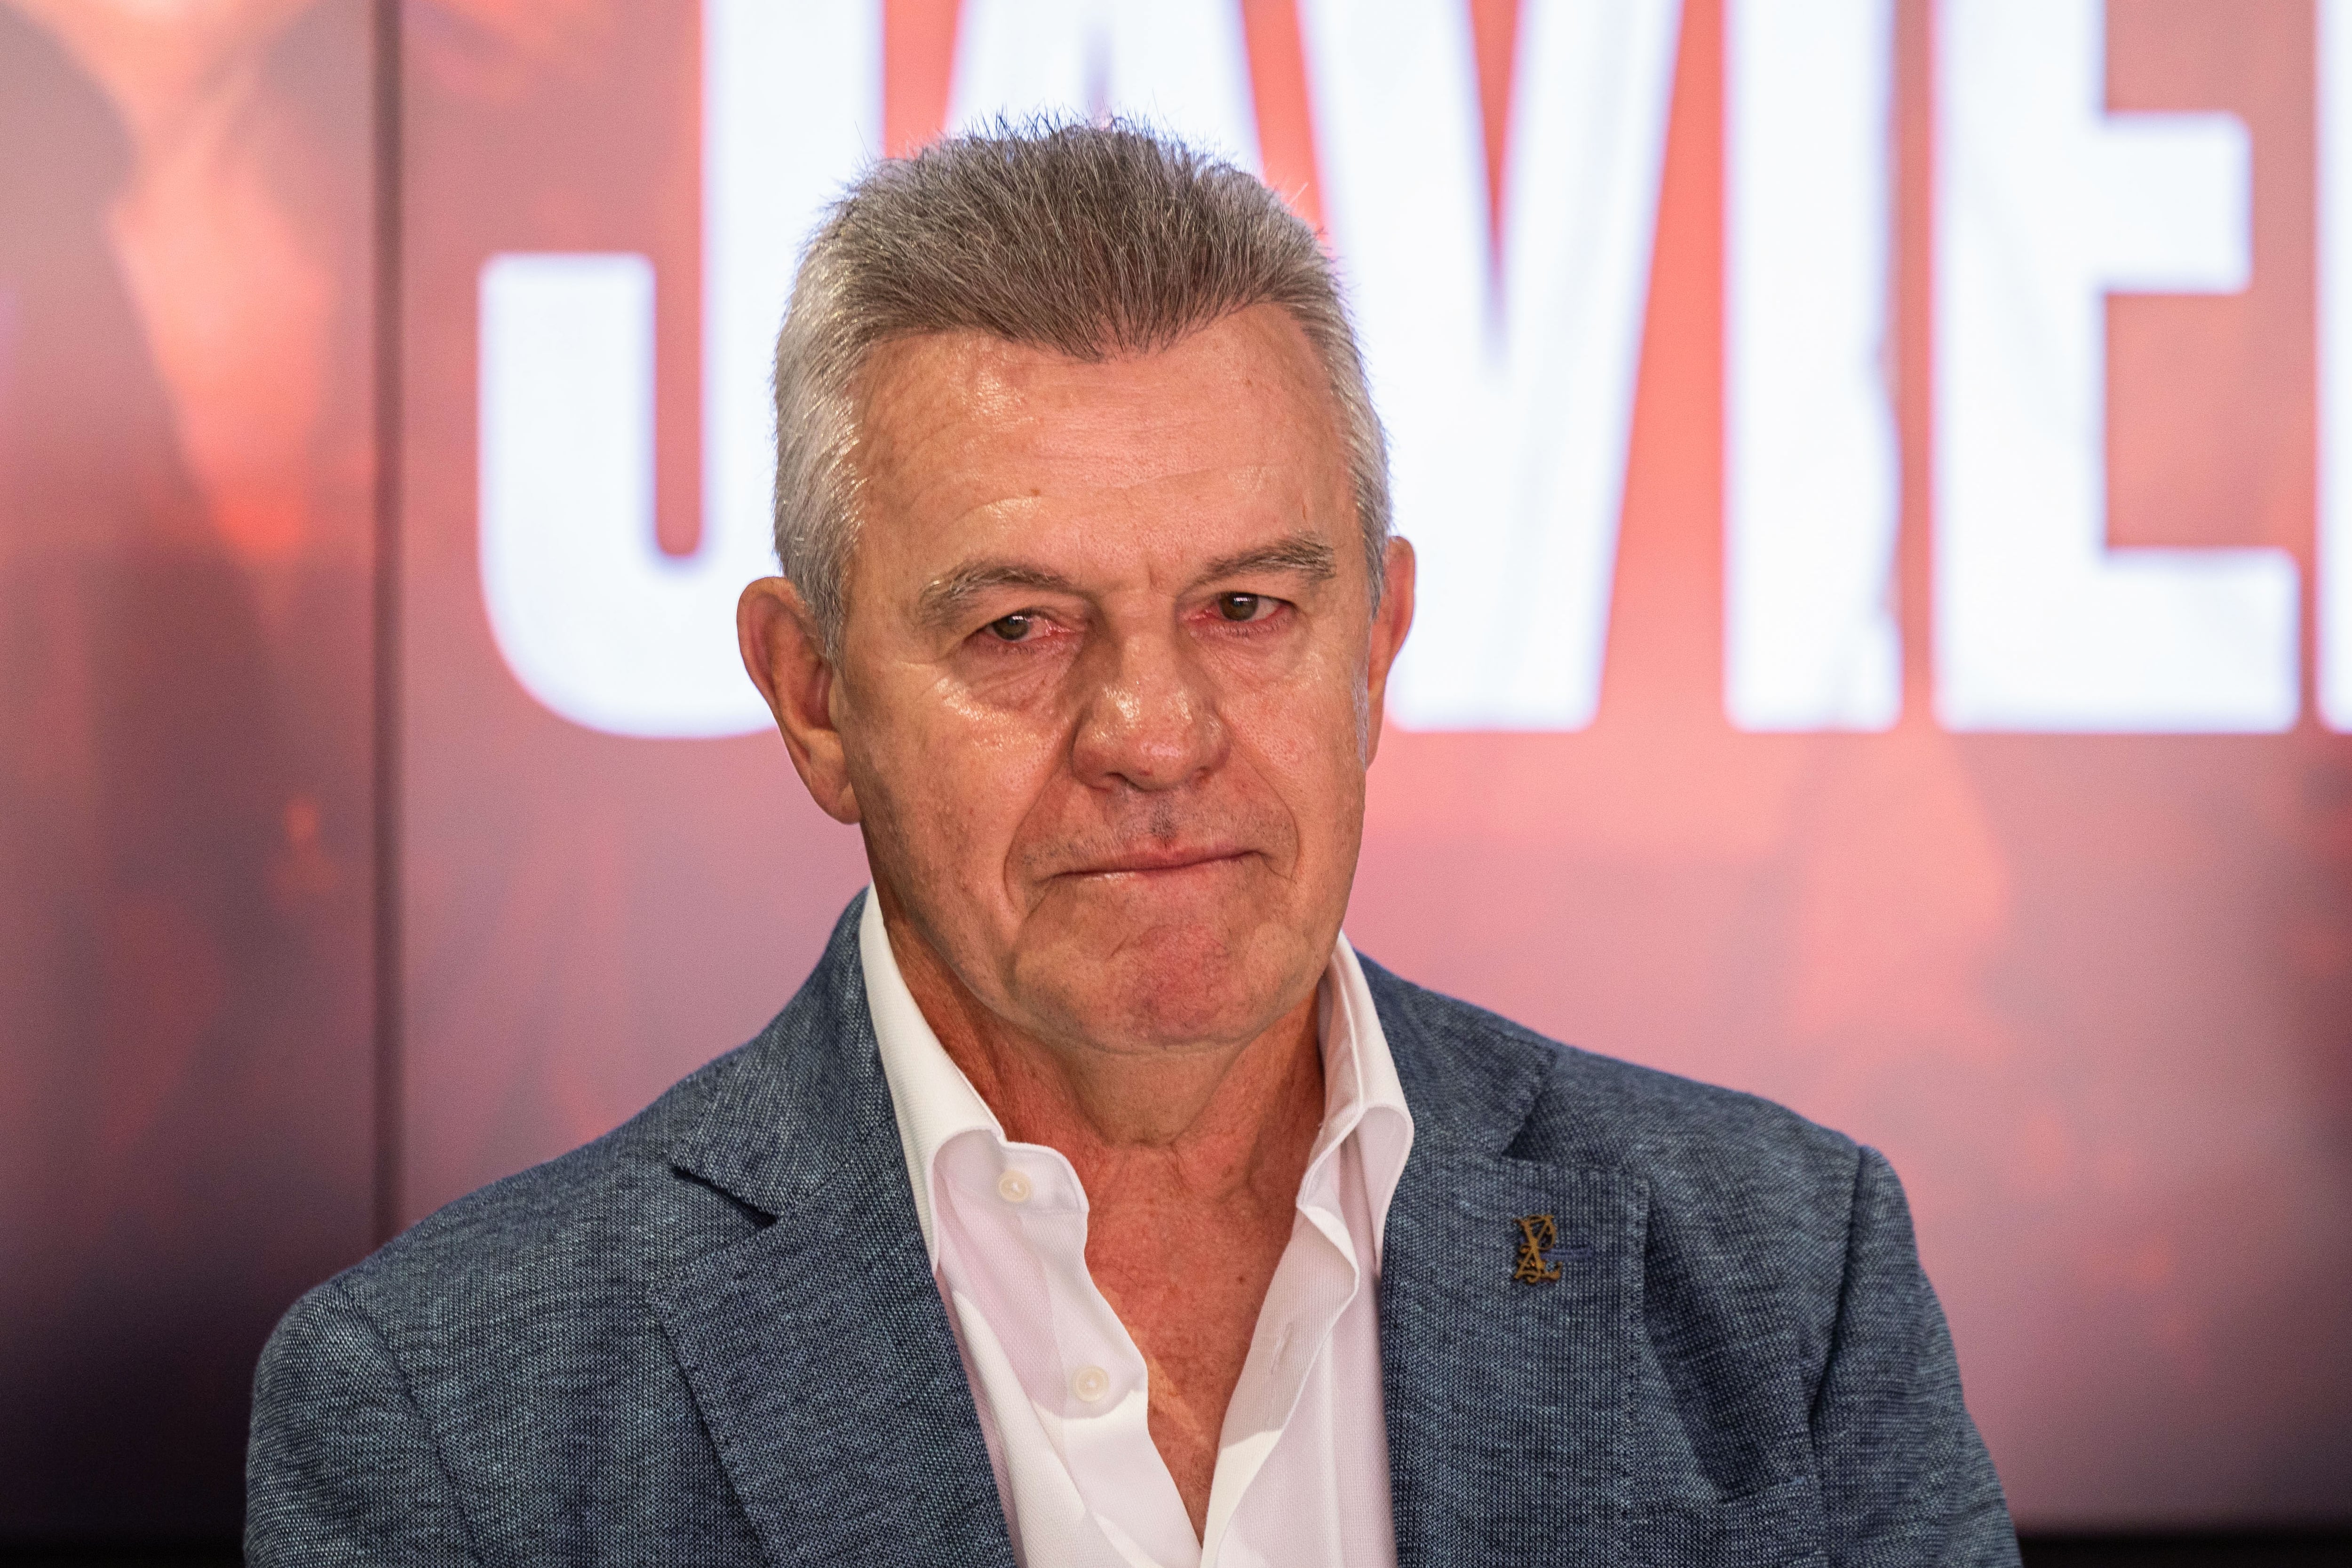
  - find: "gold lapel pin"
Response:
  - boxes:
[1513,1214,1565,1283]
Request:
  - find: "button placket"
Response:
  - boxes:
[1000,1164,1136,1427]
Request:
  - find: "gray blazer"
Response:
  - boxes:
[247,896,2018,1566]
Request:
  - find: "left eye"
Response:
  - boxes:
[1215,593,1275,623]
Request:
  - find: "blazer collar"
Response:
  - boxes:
[652,909,1647,1568]
[1367,959,1650,1568]
[654,894,1017,1567]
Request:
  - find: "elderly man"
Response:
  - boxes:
[248,124,2016,1567]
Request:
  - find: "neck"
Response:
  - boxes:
[875,895,1326,1200]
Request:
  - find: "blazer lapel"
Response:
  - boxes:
[652,901,1015,1568]
[1372,970,1649,1568]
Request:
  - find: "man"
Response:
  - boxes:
[248,123,2017,1567]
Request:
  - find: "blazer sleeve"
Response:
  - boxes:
[1811,1147,2020,1568]
[246,1278,480,1567]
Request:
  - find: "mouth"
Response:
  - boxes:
[1056,844,1255,879]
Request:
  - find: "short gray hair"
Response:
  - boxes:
[771,119,1391,656]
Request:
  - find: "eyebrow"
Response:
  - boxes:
[915,562,1081,631]
[914,531,1341,631]
[1193,534,1339,588]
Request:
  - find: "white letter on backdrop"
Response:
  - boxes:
[1934,0,2296,732]
[1724,0,1898,731]
[947,0,1260,171]
[2319,0,2352,730]
[477,1,881,738]
[1302,0,1683,729]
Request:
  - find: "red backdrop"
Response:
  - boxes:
[0,0,376,1535]
[3,0,2348,1539]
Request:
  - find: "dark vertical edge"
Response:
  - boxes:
[369,0,405,1249]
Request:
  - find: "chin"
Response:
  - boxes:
[1024,914,1319,1051]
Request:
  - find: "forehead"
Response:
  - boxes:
[849,305,1350,530]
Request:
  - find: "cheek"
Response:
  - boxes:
[858,695,1069,896]
[1228,679,1370,860]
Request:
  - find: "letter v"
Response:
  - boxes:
[1300,0,1683,730]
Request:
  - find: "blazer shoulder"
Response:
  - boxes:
[302,898,877,1353]
[1360,961,2006,1548]
[318,1038,759,1339]
[250,1027,803,1568]
[1362,957,1863,1218]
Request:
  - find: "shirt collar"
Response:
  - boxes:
[859,889,1416,1269]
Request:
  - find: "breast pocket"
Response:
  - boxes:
[1626,1473,1825,1568]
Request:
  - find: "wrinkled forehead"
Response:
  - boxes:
[846,305,1352,516]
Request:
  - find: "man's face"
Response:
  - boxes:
[821,305,1413,1060]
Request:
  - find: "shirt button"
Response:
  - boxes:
[996,1169,1033,1204]
[1071,1365,1111,1403]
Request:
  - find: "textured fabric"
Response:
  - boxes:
[247,892,2021,1568]
[859,889,1411,1567]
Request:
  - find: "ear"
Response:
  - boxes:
[738,577,861,824]
[1361,536,1416,764]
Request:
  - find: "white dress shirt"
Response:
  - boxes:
[859,892,1414,1568]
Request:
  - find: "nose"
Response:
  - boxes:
[1068,622,1226,793]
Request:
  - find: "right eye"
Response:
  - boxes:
[986,613,1036,642]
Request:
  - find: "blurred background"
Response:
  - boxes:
[2,0,2348,1560]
